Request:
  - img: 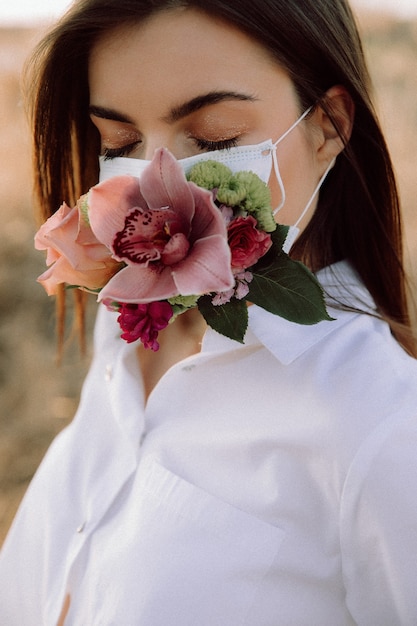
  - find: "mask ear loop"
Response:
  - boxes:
[271,148,286,215]
[293,156,336,228]
[272,106,314,216]
[281,156,336,253]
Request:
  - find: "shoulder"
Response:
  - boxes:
[249,260,417,465]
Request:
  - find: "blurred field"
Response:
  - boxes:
[0,26,96,542]
[0,12,417,544]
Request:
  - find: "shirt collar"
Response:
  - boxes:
[248,260,376,365]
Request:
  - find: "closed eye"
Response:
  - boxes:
[193,137,239,152]
[101,136,239,160]
[102,142,140,160]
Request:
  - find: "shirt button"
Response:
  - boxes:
[76,522,86,533]
[105,364,113,381]
[182,364,196,372]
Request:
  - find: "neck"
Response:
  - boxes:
[137,307,207,402]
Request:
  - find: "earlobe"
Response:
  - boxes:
[314,85,355,164]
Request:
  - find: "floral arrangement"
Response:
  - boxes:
[35,148,331,351]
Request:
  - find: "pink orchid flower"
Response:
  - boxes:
[87,148,234,304]
[35,199,122,295]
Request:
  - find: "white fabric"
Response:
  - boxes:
[1,261,417,625]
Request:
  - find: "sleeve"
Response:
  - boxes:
[340,411,417,626]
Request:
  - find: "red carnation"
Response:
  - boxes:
[227,215,272,271]
[117,301,174,351]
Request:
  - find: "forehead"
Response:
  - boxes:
[88,8,293,110]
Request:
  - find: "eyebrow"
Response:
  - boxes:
[89,91,257,125]
[164,91,257,122]
[89,105,133,124]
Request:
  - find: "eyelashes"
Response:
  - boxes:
[102,142,140,160]
[102,136,239,160]
[192,137,239,152]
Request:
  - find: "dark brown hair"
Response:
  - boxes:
[26,0,416,354]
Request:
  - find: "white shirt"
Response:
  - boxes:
[1,261,417,625]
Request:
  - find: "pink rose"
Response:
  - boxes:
[35,197,121,295]
[87,148,234,304]
[117,301,173,350]
[227,215,272,271]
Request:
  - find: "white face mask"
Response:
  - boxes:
[98,106,334,253]
[98,137,276,182]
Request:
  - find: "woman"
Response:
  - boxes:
[1,0,417,624]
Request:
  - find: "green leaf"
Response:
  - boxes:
[272,224,290,251]
[198,295,248,343]
[256,225,289,267]
[249,254,333,325]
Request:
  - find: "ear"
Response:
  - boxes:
[311,85,355,168]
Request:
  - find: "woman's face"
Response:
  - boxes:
[88,8,326,228]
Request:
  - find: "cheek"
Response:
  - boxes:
[268,136,317,225]
[268,169,284,213]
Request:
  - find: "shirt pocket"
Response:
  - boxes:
[87,455,285,626]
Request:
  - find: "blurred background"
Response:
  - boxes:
[0,1,416,543]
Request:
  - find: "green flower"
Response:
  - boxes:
[187,160,276,233]
[187,161,232,191]
[216,172,276,233]
[232,172,276,233]
[216,177,248,207]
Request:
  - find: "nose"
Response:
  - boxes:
[141,140,166,160]
[138,131,192,161]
